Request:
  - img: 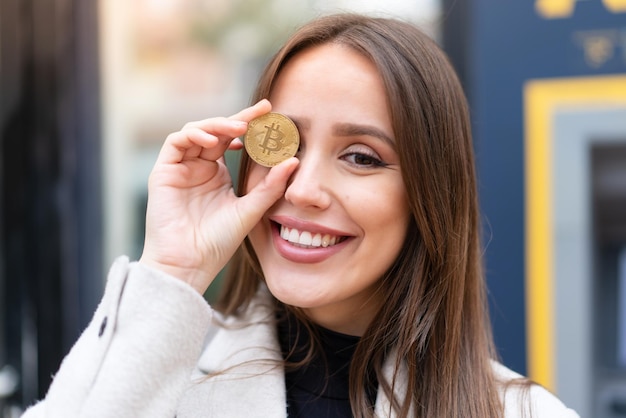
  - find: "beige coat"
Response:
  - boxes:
[23,257,580,418]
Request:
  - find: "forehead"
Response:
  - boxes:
[276,43,381,92]
[268,43,392,132]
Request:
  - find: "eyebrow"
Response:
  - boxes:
[288,116,395,148]
[333,122,395,148]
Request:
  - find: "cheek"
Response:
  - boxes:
[374,187,411,246]
[358,181,409,225]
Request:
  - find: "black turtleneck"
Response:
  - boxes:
[277,313,378,417]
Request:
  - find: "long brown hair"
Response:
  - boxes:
[218,13,502,417]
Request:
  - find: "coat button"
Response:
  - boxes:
[98,316,108,337]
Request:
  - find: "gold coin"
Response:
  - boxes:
[244,112,300,167]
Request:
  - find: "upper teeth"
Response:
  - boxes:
[280,225,339,248]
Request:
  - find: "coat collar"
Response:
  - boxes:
[183,288,411,417]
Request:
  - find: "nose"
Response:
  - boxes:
[283,152,332,209]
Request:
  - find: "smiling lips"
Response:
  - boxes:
[279,225,343,248]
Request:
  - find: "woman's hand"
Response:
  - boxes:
[139,100,298,294]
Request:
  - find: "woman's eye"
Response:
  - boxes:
[342,152,387,167]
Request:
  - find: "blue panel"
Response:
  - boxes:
[464,0,626,374]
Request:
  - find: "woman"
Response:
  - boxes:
[23,13,578,417]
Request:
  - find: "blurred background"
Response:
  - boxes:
[1,0,625,416]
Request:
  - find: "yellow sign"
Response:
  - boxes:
[524,75,626,391]
[536,0,626,18]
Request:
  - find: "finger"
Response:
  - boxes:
[192,100,272,160]
[236,157,299,229]
[228,99,272,123]
[183,116,247,134]
[156,128,213,164]
[184,100,271,132]
[228,137,244,150]
[158,121,247,164]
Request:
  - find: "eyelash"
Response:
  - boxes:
[296,142,389,168]
[341,151,388,168]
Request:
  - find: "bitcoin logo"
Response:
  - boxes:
[259,122,285,155]
[244,113,300,167]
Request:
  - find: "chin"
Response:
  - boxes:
[263,274,328,309]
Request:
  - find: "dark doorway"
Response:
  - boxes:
[0,0,103,413]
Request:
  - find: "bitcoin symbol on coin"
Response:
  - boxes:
[244,113,300,167]
[259,122,284,155]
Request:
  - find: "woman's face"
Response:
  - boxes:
[246,43,410,335]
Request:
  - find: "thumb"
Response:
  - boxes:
[236,158,299,230]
